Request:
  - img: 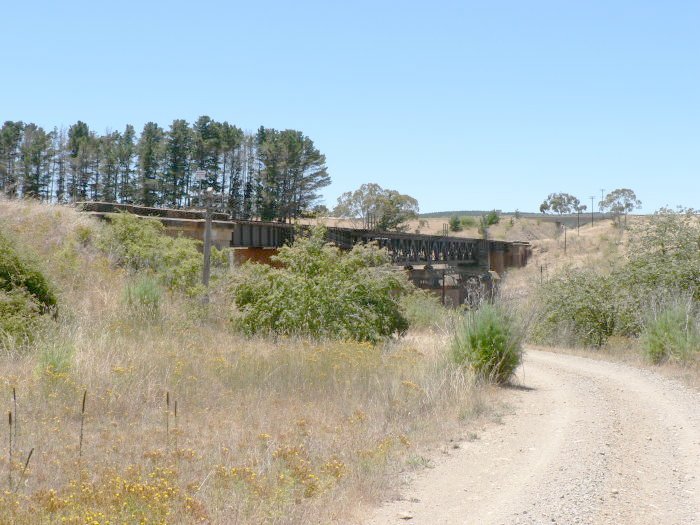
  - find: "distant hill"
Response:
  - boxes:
[419,210,501,218]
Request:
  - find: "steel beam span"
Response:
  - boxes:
[77,203,530,273]
[232,221,493,269]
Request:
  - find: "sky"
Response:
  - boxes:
[1,0,698,214]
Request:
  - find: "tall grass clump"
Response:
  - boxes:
[399,290,451,330]
[642,303,699,364]
[230,227,412,342]
[451,304,523,383]
[37,338,75,375]
[123,275,162,320]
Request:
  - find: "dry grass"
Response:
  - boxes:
[302,214,558,241]
[500,219,627,301]
[0,199,490,524]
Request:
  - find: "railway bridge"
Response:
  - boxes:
[79,202,531,305]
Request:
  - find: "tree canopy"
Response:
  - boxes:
[333,183,419,231]
[539,193,586,215]
[0,117,330,223]
[600,188,642,225]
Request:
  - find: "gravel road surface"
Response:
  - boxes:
[365,349,699,524]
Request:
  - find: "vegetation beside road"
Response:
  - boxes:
[0,198,503,525]
[502,207,700,379]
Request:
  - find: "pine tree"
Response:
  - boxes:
[136,122,165,207]
[67,121,92,201]
[0,121,24,197]
[100,131,120,202]
[192,116,221,192]
[19,123,51,198]
[164,119,192,208]
[117,125,136,203]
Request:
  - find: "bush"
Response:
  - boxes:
[451,304,523,383]
[0,230,57,311]
[532,209,700,351]
[0,230,56,347]
[98,212,225,295]
[449,215,463,232]
[0,288,41,346]
[642,304,699,364]
[483,210,500,227]
[229,227,411,342]
[531,269,617,347]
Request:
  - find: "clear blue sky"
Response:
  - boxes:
[2,0,698,213]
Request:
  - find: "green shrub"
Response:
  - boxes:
[0,230,56,347]
[449,215,463,232]
[451,304,523,383]
[229,227,411,342]
[531,269,617,347]
[641,305,699,364]
[0,230,57,311]
[483,210,500,227]
[0,288,41,346]
[98,212,225,295]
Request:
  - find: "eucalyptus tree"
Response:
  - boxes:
[539,192,582,215]
[600,188,642,227]
[334,183,419,231]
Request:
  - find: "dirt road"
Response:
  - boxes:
[365,349,699,524]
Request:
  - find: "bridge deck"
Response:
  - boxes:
[232,220,485,268]
[78,202,531,273]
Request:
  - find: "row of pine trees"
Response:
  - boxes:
[0,116,330,222]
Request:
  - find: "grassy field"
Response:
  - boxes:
[0,199,493,524]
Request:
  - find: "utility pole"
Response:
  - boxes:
[202,187,214,302]
[193,170,214,302]
[577,208,581,234]
[563,224,567,254]
[441,269,446,306]
[590,196,595,225]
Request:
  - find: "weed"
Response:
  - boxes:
[123,275,162,320]
[451,304,523,383]
[642,304,699,364]
[37,340,74,375]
